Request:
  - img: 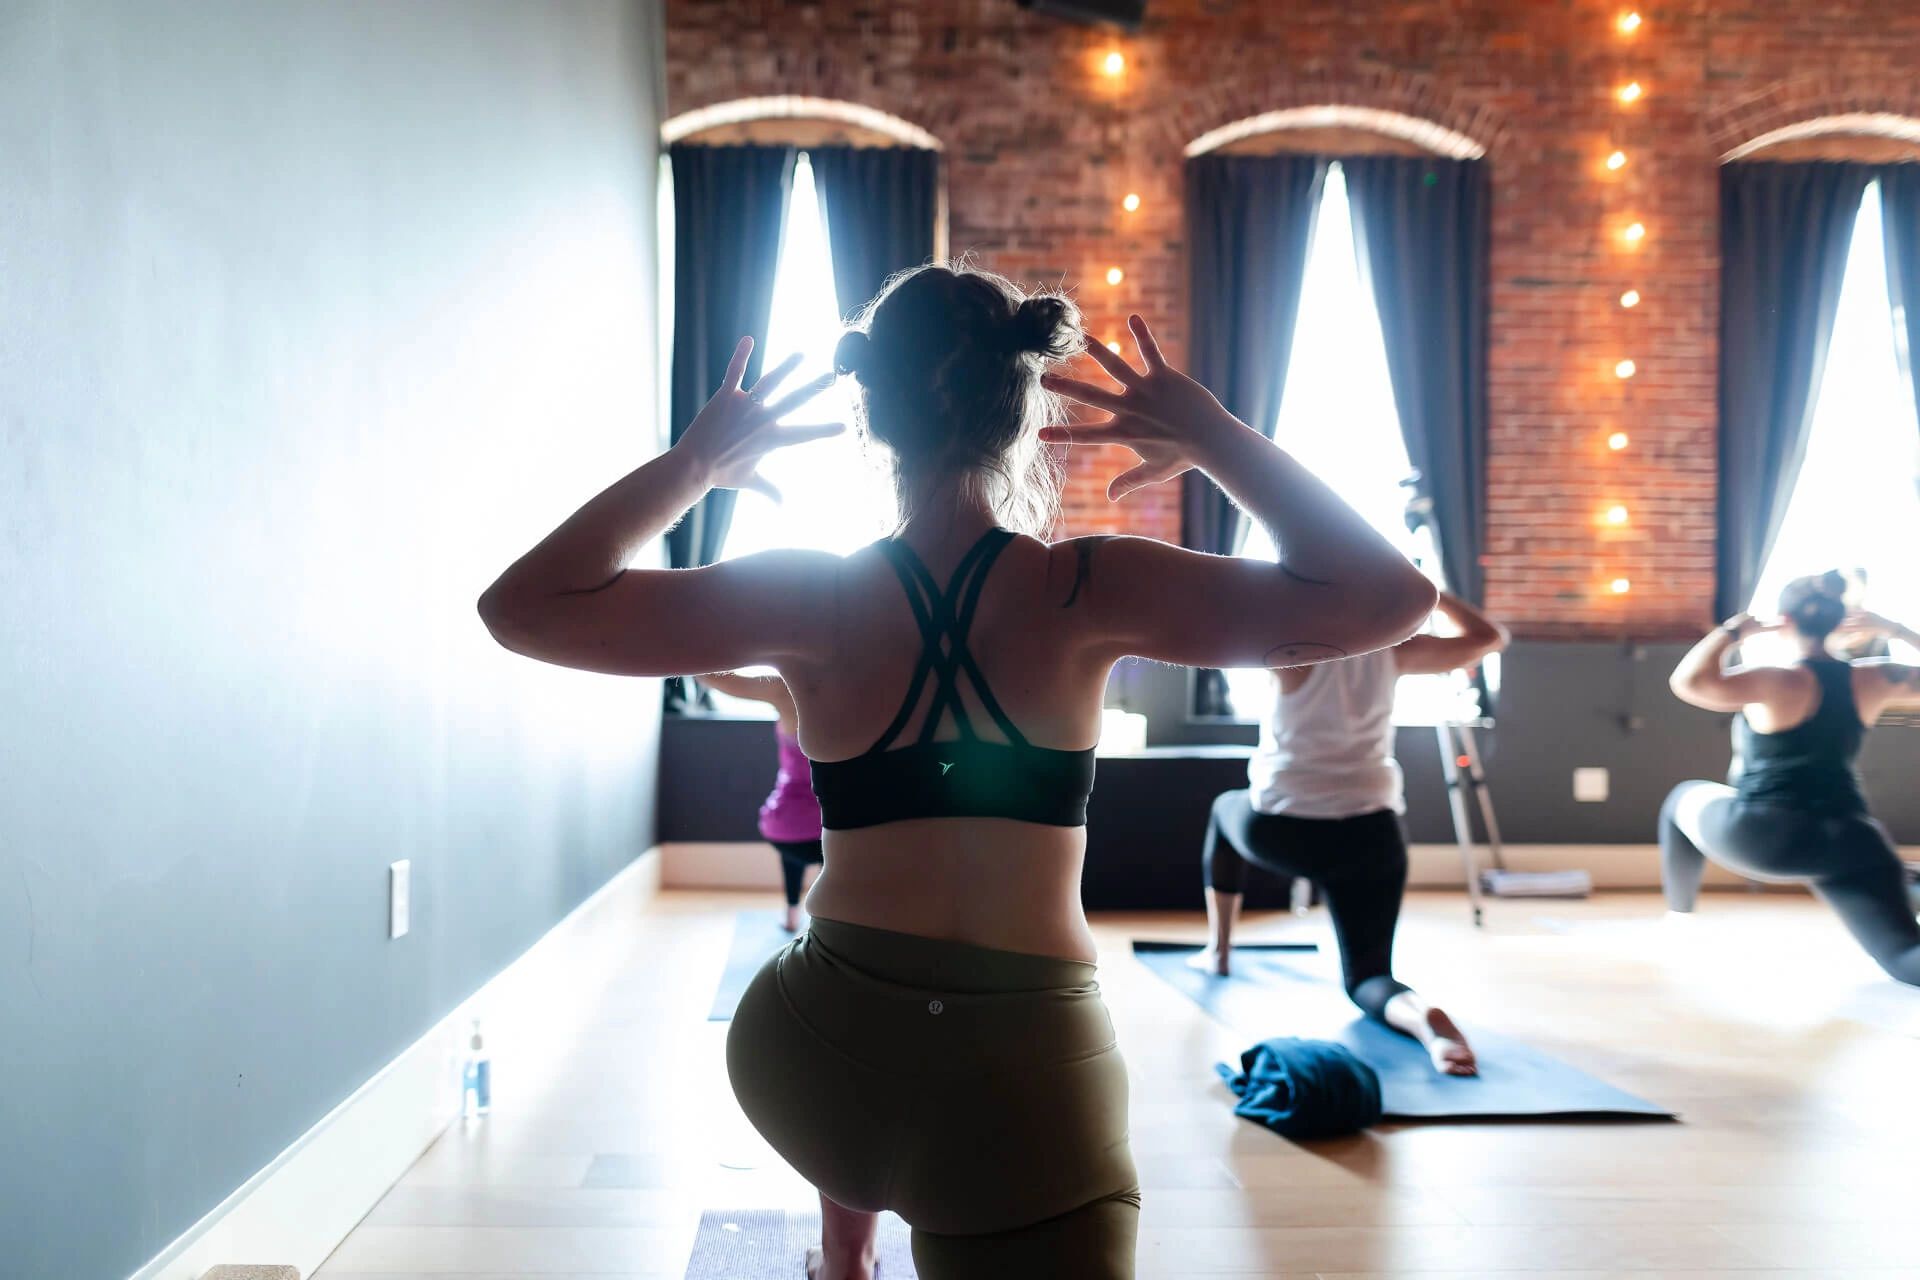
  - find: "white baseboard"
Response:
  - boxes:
[131,847,662,1280]
[663,839,1915,895]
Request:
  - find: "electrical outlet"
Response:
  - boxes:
[1572,767,1610,803]
[389,860,411,939]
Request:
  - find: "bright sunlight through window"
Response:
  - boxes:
[1229,164,1473,725]
[1750,180,1920,662]
[709,153,897,716]
[721,152,896,565]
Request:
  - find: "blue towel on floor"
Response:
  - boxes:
[1215,1036,1382,1139]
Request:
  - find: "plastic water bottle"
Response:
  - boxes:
[462,1019,491,1119]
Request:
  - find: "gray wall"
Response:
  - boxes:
[663,642,1920,847]
[0,5,665,1278]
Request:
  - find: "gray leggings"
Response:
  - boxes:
[1660,781,1920,985]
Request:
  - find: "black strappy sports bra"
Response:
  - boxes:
[810,528,1097,830]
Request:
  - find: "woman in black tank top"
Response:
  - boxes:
[1663,573,1920,986]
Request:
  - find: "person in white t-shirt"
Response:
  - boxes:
[1193,593,1507,1076]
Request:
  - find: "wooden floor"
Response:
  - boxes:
[315,889,1920,1279]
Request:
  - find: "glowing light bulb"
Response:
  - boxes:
[1607,150,1628,171]
[1121,192,1141,212]
[1102,50,1126,76]
[1618,11,1642,33]
[1618,81,1643,103]
[1608,431,1631,451]
[1623,221,1646,243]
[1615,359,1637,379]
[1606,504,1630,525]
[1611,577,1632,595]
[1105,266,1124,286]
[1620,289,1641,308]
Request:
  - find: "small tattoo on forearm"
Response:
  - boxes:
[1264,641,1349,667]
[1278,562,1333,587]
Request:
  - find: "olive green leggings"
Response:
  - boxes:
[726,916,1141,1278]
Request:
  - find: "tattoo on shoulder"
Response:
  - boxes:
[1060,536,1112,609]
[1263,640,1349,667]
[559,569,628,597]
[1278,561,1333,587]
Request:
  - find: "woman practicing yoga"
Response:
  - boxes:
[698,671,821,931]
[477,264,1434,1278]
[1194,592,1509,1076]
[1664,573,1920,985]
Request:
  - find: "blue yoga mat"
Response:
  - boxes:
[1132,940,1674,1121]
[685,1209,916,1278]
[708,910,801,1022]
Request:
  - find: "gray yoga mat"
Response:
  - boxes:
[685,1209,916,1278]
[1133,940,1674,1121]
[708,910,801,1021]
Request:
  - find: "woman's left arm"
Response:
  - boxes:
[478,338,842,676]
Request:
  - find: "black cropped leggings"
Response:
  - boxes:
[1660,781,1920,986]
[1202,791,1413,1019]
[770,839,823,907]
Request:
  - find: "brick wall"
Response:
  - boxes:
[666,0,1920,639]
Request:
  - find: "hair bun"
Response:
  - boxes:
[834,329,873,380]
[1008,294,1080,361]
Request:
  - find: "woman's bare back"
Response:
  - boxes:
[784,526,1114,962]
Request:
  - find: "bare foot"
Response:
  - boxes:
[1186,946,1231,977]
[806,1245,877,1280]
[1423,1007,1477,1076]
[783,905,802,933]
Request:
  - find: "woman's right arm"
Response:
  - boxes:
[1839,611,1920,716]
[1042,316,1436,669]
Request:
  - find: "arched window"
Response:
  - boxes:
[719,150,896,562]
[1748,177,1920,655]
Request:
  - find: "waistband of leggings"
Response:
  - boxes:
[804,916,1096,994]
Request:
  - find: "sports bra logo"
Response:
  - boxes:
[939,761,955,775]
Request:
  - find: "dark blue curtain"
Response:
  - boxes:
[665,143,794,710]
[1716,161,1870,619]
[1183,153,1326,715]
[811,146,940,321]
[1344,155,1490,604]
[1880,164,1920,433]
[667,143,795,570]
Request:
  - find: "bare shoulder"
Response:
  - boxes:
[1852,659,1920,716]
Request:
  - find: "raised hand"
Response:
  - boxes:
[676,337,842,501]
[1039,314,1240,501]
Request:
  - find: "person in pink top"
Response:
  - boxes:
[700,671,823,931]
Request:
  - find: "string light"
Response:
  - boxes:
[1102,50,1126,76]
[1121,192,1141,212]
[1605,21,1640,607]
[1105,266,1124,286]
